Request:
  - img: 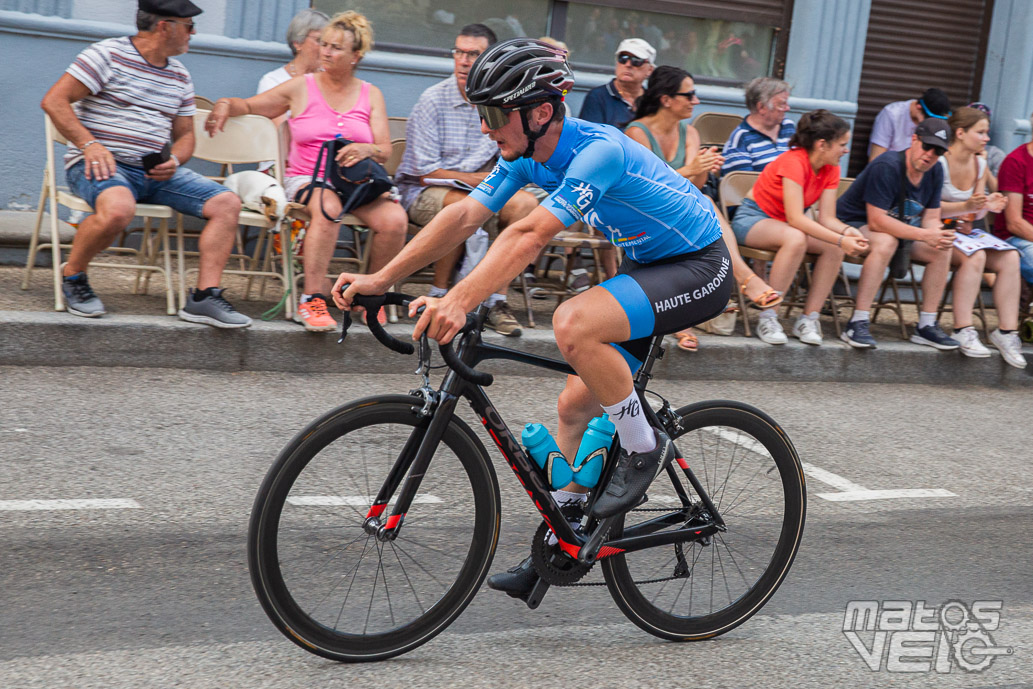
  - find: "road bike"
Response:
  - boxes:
[248,292,806,662]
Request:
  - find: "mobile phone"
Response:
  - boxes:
[142,142,172,172]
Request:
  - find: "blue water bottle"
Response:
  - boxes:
[571,415,615,488]
[521,423,573,490]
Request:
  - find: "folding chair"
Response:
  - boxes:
[692,112,743,148]
[180,110,295,316]
[22,114,176,314]
[387,116,408,140]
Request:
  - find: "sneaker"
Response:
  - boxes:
[791,316,823,345]
[910,323,960,350]
[486,301,522,337]
[989,329,1028,369]
[591,428,673,519]
[486,555,538,598]
[567,268,591,293]
[841,319,877,349]
[62,272,105,317]
[294,294,336,332]
[756,316,787,345]
[955,327,991,358]
[178,287,252,329]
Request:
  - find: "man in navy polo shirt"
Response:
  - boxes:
[578,38,654,128]
[721,77,794,175]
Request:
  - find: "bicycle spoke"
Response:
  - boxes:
[389,541,427,615]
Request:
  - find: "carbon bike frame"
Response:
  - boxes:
[363,309,725,565]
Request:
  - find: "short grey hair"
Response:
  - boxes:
[745,77,791,113]
[136,10,161,32]
[286,8,330,55]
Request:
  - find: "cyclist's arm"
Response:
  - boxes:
[419,168,489,187]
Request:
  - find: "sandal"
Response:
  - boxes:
[740,273,783,309]
[675,329,699,352]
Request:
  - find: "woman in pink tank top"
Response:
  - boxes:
[206,11,406,331]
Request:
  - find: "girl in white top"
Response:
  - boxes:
[939,106,1025,365]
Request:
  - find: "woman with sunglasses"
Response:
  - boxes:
[732,109,868,345]
[937,107,1024,367]
[624,65,781,351]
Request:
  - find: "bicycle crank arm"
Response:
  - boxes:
[524,577,551,609]
[576,515,619,564]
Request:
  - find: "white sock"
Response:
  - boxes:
[850,310,870,324]
[759,308,778,320]
[602,390,656,454]
[428,286,447,298]
[804,311,819,321]
[483,292,505,308]
[300,293,312,303]
[547,490,587,545]
[918,312,936,329]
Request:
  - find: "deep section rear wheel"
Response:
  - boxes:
[248,395,500,661]
[601,400,805,640]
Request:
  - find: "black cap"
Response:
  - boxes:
[915,118,950,151]
[139,0,202,18]
[917,88,951,119]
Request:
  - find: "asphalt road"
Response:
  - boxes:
[1,366,1030,688]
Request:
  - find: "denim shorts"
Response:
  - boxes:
[66,161,231,218]
[730,197,773,244]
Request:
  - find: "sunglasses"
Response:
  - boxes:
[673,90,697,100]
[477,104,512,130]
[921,142,946,155]
[163,18,196,32]
[617,54,647,67]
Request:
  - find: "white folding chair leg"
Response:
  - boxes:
[177,214,188,309]
[48,181,65,311]
[21,170,50,292]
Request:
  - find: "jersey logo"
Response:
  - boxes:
[616,232,647,244]
[476,163,503,195]
[552,178,600,221]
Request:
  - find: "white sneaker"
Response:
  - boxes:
[955,327,990,358]
[756,316,788,345]
[791,316,823,345]
[989,329,1027,369]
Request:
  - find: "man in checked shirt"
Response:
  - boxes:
[395,23,538,337]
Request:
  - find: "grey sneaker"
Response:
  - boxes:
[955,326,991,358]
[62,272,105,317]
[178,288,252,329]
[756,315,788,345]
[989,329,1027,369]
[841,319,877,348]
[487,301,522,337]
[791,315,823,345]
[910,323,960,350]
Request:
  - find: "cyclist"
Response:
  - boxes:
[334,38,732,598]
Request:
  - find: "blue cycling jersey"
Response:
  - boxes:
[469,117,723,263]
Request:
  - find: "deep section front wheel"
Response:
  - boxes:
[248,395,500,661]
[602,400,806,640]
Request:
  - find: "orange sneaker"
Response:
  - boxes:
[294,294,336,332]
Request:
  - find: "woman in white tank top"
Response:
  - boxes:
[939,107,1024,365]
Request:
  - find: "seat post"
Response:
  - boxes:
[633,334,665,389]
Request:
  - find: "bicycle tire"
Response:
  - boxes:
[248,395,501,662]
[601,400,805,640]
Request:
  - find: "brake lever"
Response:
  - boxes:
[338,309,353,344]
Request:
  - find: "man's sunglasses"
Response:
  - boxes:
[673,90,697,100]
[921,142,947,155]
[477,104,512,130]
[617,54,647,67]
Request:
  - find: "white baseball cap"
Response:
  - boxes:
[615,38,656,65]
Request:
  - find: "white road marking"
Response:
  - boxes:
[704,428,956,502]
[286,494,443,507]
[0,428,29,433]
[0,499,141,511]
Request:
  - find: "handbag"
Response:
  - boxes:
[887,151,913,280]
[298,137,393,222]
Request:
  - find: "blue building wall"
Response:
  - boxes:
[2,0,1031,209]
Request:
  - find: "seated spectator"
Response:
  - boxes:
[869,87,951,162]
[730,110,867,345]
[938,107,1024,367]
[257,8,329,98]
[207,11,406,332]
[721,77,794,175]
[967,102,1006,192]
[40,0,249,327]
[837,118,958,350]
[579,38,655,128]
[394,23,536,337]
[624,65,783,352]
[994,111,1033,314]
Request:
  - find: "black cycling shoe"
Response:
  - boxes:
[486,556,539,598]
[590,429,673,518]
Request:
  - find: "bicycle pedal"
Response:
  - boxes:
[523,577,551,609]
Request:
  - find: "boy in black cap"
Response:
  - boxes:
[869,87,952,162]
[836,118,959,350]
[40,0,252,328]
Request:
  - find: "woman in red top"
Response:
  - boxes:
[730,110,868,345]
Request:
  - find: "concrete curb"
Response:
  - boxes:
[2,310,1030,386]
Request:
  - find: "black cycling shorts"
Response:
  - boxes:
[600,239,732,370]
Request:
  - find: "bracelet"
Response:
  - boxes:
[170,153,181,166]
[81,140,99,150]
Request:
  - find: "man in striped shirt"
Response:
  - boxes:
[40,0,250,328]
[721,77,796,176]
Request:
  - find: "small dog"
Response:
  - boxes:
[223,170,289,224]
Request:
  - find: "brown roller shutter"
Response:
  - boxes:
[848,0,995,176]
